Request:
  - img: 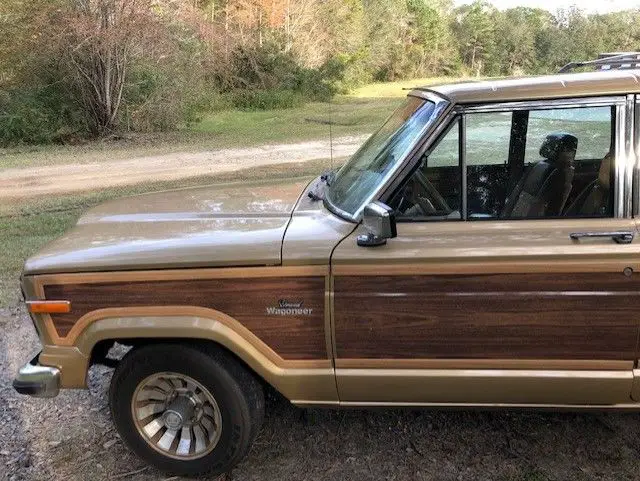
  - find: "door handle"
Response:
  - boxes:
[569,231,635,244]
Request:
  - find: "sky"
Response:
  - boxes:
[453,0,639,13]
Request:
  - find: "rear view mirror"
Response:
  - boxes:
[357,201,397,247]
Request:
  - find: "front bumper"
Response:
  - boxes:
[13,353,61,398]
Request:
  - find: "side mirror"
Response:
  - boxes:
[357,201,397,247]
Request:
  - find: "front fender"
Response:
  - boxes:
[54,307,336,403]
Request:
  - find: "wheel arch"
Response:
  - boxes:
[67,309,337,404]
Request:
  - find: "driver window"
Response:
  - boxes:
[389,103,615,222]
[390,121,461,220]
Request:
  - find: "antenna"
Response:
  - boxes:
[329,101,333,172]
[304,115,353,172]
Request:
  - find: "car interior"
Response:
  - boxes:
[391,107,615,220]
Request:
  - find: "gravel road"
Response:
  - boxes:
[3,303,640,481]
[0,136,366,200]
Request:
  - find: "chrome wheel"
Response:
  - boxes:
[131,372,222,460]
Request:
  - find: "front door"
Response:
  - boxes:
[331,97,640,406]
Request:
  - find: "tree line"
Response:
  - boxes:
[1,0,639,145]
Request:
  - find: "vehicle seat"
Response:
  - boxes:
[501,133,578,218]
[564,152,612,217]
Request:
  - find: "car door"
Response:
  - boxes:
[331,95,640,406]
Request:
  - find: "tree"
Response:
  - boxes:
[493,7,551,75]
[56,0,170,135]
[452,1,497,76]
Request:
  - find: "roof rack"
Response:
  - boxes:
[559,52,640,73]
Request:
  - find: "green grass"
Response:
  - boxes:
[0,96,402,171]
[348,76,474,98]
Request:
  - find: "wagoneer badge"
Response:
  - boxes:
[266,299,313,316]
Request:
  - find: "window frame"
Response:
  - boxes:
[385,95,630,221]
[631,94,639,218]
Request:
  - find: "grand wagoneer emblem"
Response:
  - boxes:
[266,299,314,316]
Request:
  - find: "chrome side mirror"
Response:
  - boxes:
[357,201,397,247]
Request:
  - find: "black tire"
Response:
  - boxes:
[109,342,264,477]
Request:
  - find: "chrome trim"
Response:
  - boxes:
[462,96,627,113]
[330,402,640,410]
[325,91,451,223]
[632,95,639,217]
[624,94,635,218]
[615,100,627,218]
[13,354,60,398]
[460,115,468,220]
[323,197,358,225]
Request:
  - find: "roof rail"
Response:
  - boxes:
[559,52,640,73]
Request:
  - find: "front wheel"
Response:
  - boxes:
[109,343,264,477]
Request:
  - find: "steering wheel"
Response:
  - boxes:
[409,169,452,215]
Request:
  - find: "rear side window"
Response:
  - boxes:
[525,107,612,163]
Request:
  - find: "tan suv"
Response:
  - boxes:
[13,65,640,476]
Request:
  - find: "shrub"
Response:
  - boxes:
[0,84,84,146]
[222,41,340,110]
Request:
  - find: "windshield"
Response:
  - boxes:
[325,96,438,219]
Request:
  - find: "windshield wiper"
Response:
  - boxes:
[308,190,323,201]
[308,171,336,202]
[320,170,335,186]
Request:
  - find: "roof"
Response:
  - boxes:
[419,70,640,104]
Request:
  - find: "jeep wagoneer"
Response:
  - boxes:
[13,56,640,475]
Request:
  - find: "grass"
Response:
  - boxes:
[0,76,467,171]
[0,96,401,171]
[348,76,477,98]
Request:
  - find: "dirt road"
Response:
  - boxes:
[0,135,366,199]
[3,304,640,481]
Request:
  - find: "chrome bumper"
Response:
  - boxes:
[13,353,60,398]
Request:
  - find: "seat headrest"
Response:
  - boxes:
[539,133,578,162]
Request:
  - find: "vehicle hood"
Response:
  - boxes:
[23,179,311,275]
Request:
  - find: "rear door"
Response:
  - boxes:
[332,95,640,406]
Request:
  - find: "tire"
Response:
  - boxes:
[109,342,264,477]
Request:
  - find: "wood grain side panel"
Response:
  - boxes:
[334,273,640,360]
[45,276,326,360]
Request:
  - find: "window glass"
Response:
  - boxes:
[466,113,513,217]
[525,107,612,162]
[501,106,614,219]
[466,112,512,166]
[391,121,461,220]
[326,97,437,217]
[392,103,615,221]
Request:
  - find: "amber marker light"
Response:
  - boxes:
[26,300,71,314]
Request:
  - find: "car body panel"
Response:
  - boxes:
[282,178,357,265]
[425,70,640,104]
[331,215,640,404]
[23,180,310,275]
